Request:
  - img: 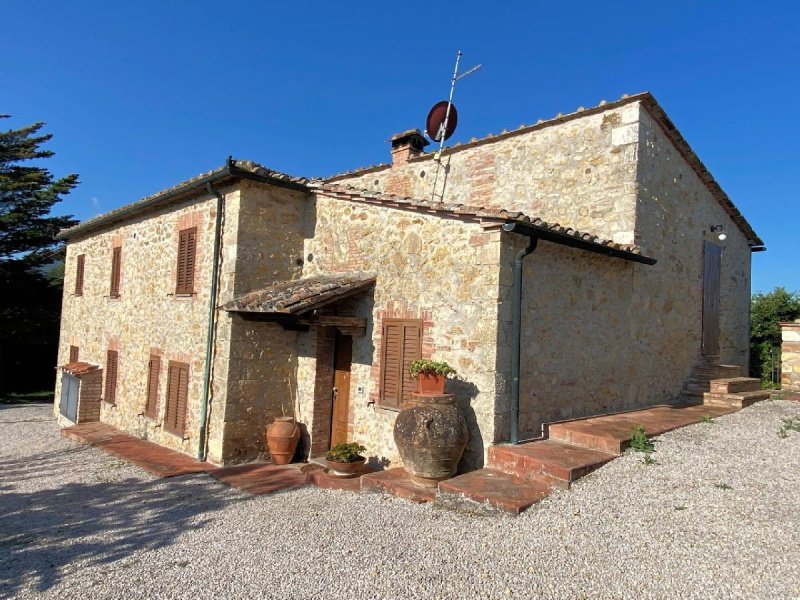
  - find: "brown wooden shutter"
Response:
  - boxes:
[164,361,189,436]
[69,345,79,363]
[379,319,422,410]
[144,355,161,419]
[175,227,197,295]
[109,246,122,298]
[105,349,118,404]
[75,254,85,296]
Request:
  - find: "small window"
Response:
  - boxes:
[105,349,119,405]
[175,228,197,295]
[69,345,79,363]
[379,319,422,410]
[143,355,161,419]
[164,361,189,436]
[75,254,85,296]
[109,246,122,298]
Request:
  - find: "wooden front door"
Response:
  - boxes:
[702,241,722,357]
[330,333,352,448]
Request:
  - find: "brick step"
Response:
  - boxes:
[437,468,552,515]
[360,467,436,503]
[703,390,770,408]
[692,364,742,377]
[709,377,761,394]
[548,405,737,454]
[488,440,615,489]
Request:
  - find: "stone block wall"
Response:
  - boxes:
[781,322,800,391]
[329,102,642,245]
[207,180,308,464]
[636,103,752,379]
[55,186,238,458]
[294,194,505,469]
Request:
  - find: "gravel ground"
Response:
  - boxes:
[1,400,799,599]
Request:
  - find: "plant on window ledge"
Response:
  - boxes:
[409,359,456,395]
[326,442,367,477]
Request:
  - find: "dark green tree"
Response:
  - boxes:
[750,287,800,385]
[0,116,79,395]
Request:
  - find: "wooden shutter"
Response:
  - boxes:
[379,319,422,410]
[105,349,118,405]
[69,345,79,363]
[164,361,189,436]
[109,246,122,298]
[75,255,85,296]
[175,227,197,295]
[144,355,161,419]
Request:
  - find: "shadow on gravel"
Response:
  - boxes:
[0,446,243,596]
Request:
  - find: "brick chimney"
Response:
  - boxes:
[390,129,429,166]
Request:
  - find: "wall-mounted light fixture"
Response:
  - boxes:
[710,225,727,242]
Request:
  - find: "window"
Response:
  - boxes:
[69,345,79,363]
[175,227,197,295]
[109,246,122,298]
[379,319,422,410]
[75,254,85,296]
[164,361,189,436]
[105,349,119,405]
[144,355,161,419]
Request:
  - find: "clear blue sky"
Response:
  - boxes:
[3,1,797,293]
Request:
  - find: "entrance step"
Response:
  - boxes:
[488,440,615,489]
[704,389,771,408]
[548,405,738,454]
[709,377,761,394]
[437,468,552,515]
[677,363,744,403]
[360,467,436,503]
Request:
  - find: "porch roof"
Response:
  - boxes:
[59,361,100,376]
[222,272,377,316]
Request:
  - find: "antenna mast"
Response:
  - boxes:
[428,50,481,202]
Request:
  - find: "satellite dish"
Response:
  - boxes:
[426,101,458,142]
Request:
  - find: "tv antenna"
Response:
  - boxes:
[426,50,482,202]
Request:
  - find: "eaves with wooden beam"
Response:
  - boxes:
[221,273,375,336]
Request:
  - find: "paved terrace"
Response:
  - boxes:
[1,401,799,598]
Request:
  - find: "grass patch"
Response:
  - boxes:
[629,425,657,465]
[699,414,716,424]
[674,505,688,511]
[778,417,800,438]
[714,482,733,491]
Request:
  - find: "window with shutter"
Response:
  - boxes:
[175,227,197,295]
[144,355,161,419]
[379,319,422,410]
[109,246,122,298]
[75,254,85,296]
[69,346,79,363]
[164,361,189,436]
[105,349,119,405]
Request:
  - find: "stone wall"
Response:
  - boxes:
[636,103,752,374]
[329,102,642,244]
[55,186,238,458]
[781,322,800,392]
[293,194,505,469]
[207,180,307,464]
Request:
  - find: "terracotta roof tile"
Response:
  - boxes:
[60,361,100,376]
[223,273,376,315]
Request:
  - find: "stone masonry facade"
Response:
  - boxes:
[781,322,800,392]
[55,93,761,470]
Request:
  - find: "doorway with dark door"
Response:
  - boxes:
[702,241,722,358]
[330,332,352,448]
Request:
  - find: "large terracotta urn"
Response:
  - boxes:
[266,417,300,465]
[393,393,468,488]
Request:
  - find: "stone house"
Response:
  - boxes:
[54,92,763,469]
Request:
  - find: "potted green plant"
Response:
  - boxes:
[326,442,367,477]
[409,359,457,395]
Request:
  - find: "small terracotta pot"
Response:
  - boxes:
[417,373,446,394]
[266,417,300,465]
[327,457,366,477]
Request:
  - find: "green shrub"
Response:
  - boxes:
[326,442,366,463]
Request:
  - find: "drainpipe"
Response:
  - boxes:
[502,223,538,445]
[198,182,225,460]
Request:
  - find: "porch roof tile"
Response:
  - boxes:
[222,272,376,316]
